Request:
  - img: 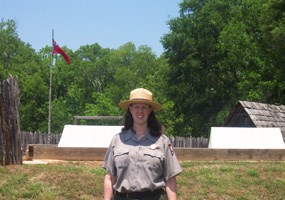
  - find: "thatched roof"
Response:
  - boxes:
[224,101,285,142]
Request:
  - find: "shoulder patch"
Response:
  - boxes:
[168,144,174,156]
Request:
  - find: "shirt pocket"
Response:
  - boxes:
[143,150,164,172]
[114,148,130,168]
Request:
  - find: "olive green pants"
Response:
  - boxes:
[112,191,168,200]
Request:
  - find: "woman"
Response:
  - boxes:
[103,88,182,200]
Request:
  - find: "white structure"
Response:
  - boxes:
[208,127,285,149]
[58,125,122,148]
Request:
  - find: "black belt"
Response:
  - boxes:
[115,188,164,199]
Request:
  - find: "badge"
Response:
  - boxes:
[150,144,157,150]
[168,144,174,156]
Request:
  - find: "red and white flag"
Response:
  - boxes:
[52,40,70,64]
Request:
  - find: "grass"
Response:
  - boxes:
[0,161,284,200]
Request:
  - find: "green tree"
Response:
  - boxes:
[104,43,153,104]
[260,0,285,103]
[162,0,279,137]
[0,19,49,132]
[83,93,121,125]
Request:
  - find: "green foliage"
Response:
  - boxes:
[161,0,285,137]
[2,1,285,138]
[83,93,122,125]
[0,19,173,133]
[247,169,260,177]
[0,161,284,199]
[0,19,48,132]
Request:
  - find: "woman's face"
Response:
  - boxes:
[129,103,152,126]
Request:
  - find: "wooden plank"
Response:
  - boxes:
[25,145,285,161]
[29,145,107,161]
[175,148,285,161]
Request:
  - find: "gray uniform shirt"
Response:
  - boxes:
[103,129,182,192]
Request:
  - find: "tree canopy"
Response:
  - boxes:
[162,0,285,137]
[1,0,285,137]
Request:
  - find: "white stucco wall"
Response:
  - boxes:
[58,125,122,148]
[208,127,285,149]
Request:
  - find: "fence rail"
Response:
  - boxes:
[21,132,209,149]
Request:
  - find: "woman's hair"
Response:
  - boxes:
[122,109,162,137]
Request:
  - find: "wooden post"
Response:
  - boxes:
[0,76,6,165]
[0,76,22,165]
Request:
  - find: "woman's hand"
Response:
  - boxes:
[165,176,178,200]
[103,172,116,200]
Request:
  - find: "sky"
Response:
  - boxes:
[0,0,181,56]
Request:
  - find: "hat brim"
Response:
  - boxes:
[118,100,162,112]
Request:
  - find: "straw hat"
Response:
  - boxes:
[118,88,162,112]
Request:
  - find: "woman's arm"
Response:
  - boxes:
[165,176,178,200]
[104,172,116,200]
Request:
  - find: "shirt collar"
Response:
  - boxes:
[122,129,156,142]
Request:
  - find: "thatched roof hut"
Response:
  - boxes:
[224,101,285,142]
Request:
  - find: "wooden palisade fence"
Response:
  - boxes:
[0,76,22,166]
[170,136,208,148]
[21,131,208,149]
[0,76,208,166]
[21,131,61,152]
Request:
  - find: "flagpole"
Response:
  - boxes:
[48,29,54,144]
